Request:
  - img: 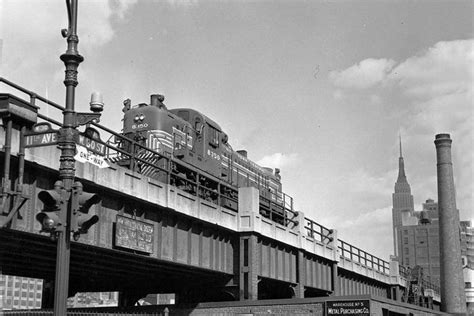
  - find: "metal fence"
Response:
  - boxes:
[338,239,390,274]
[1,307,169,316]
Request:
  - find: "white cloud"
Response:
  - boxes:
[328,58,396,89]
[326,205,394,260]
[335,168,395,197]
[0,0,138,82]
[389,39,473,98]
[328,39,473,219]
[257,152,300,169]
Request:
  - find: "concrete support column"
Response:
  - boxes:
[295,250,306,298]
[434,133,467,314]
[239,234,259,300]
[389,259,402,302]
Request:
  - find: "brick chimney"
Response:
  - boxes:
[434,133,466,314]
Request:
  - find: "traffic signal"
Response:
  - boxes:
[71,181,101,241]
[36,180,65,235]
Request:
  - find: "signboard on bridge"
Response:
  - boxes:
[115,215,154,254]
[326,300,370,316]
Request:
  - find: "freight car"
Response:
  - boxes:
[115,94,297,226]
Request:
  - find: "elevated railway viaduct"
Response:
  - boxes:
[0,88,439,310]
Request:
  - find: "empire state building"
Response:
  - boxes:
[392,137,414,257]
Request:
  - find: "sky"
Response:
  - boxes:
[0,0,472,260]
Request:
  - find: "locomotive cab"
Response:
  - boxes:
[170,108,226,177]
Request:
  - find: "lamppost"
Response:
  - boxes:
[52,0,103,314]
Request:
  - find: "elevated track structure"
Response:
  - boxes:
[0,79,440,310]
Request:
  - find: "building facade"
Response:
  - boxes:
[0,274,43,310]
[397,200,441,285]
[460,221,474,313]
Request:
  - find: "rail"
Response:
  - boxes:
[304,217,333,244]
[338,239,390,275]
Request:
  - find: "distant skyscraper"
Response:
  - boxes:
[392,136,414,257]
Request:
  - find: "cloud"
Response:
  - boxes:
[327,205,394,259]
[334,168,395,197]
[389,39,473,98]
[328,39,473,219]
[257,152,300,169]
[0,0,138,81]
[328,58,396,89]
[395,40,473,219]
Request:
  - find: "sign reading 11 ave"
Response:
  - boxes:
[25,123,109,168]
[25,131,57,147]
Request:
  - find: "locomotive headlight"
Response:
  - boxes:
[139,114,145,121]
[134,115,140,122]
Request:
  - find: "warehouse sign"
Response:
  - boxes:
[326,300,370,316]
[115,215,154,254]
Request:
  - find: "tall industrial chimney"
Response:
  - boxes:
[434,133,466,314]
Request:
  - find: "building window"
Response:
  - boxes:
[403,237,408,244]
[466,282,472,288]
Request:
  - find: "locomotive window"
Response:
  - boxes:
[177,110,189,122]
[208,124,219,148]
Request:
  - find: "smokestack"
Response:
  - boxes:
[434,133,466,314]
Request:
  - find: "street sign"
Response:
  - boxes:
[74,145,109,168]
[25,123,59,148]
[25,131,58,148]
[76,133,106,156]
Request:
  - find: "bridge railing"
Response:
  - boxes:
[304,217,333,244]
[338,239,390,275]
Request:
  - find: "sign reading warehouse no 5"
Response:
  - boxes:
[115,215,154,254]
[326,300,370,316]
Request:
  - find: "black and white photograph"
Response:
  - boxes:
[0,0,472,315]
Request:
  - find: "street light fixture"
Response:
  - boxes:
[49,1,104,315]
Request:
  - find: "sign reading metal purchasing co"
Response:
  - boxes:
[326,300,370,316]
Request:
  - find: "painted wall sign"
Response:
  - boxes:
[326,300,370,316]
[115,215,154,254]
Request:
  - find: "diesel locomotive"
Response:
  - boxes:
[117,94,296,225]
